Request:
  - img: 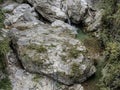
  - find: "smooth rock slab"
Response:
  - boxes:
[9,21,96,85]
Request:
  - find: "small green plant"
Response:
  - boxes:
[0,77,12,90]
[60,55,67,62]
[0,38,12,90]
[0,38,10,72]
[0,38,10,55]
[0,5,12,90]
[27,44,47,53]
[0,9,4,29]
[68,47,81,59]
[32,74,43,82]
[106,42,120,59]
[70,63,82,79]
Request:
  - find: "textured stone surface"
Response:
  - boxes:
[2,3,18,12]
[27,0,89,23]
[85,9,104,32]
[4,4,42,29]
[7,51,84,90]
[9,20,96,85]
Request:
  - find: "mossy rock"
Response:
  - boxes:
[10,23,96,85]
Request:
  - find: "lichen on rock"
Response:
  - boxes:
[9,19,96,85]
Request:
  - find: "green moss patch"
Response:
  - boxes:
[0,38,12,90]
[27,44,47,53]
[70,63,82,78]
[67,47,81,59]
[0,7,12,90]
[0,9,4,29]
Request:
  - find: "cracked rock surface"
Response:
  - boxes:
[9,20,96,85]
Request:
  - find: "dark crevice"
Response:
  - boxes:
[35,9,51,24]
[9,40,24,69]
[24,1,52,24]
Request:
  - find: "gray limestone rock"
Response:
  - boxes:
[9,20,96,85]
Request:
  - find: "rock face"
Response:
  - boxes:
[26,0,89,23]
[85,9,103,32]
[7,51,84,90]
[2,3,18,12]
[27,0,67,22]
[9,20,96,85]
[26,0,103,30]
[4,4,42,29]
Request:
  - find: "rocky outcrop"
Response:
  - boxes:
[26,0,103,31]
[9,20,96,85]
[27,0,67,22]
[4,4,42,29]
[7,51,84,90]
[2,2,18,12]
[85,9,104,32]
[26,0,89,23]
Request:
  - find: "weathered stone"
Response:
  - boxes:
[4,4,41,29]
[9,21,96,85]
[62,0,88,23]
[7,51,84,90]
[35,0,67,22]
[27,0,90,23]
[2,3,18,12]
[85,9,104,32]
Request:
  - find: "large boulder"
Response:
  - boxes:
[27,0,67,22]
[9,20,96,85]
[26,0,90,23]
[7,50,84,90]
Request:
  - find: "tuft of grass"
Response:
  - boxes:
[67,47,81,59]
[0,38,10,72]
[70,63,82,78]
[0,38,12,90]
[0,9,4,29]
[0,77,12,90]
[32,74,43,82]
[27,44,47,53]
[0,7,12,90]
[0,38,10,55]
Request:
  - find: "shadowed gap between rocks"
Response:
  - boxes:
[9,40,25,69]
